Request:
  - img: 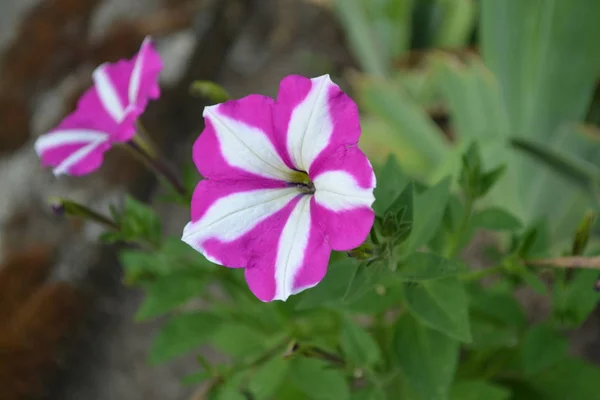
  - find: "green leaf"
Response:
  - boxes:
[398,252,465,281]
[468,317,520,350]
[450,380,511,400]
[510,137,600,196]
[482,0,600,230]
[209,322,270,358]
[213,387,246,400]
[189,80,230,103]
[472,207,522,231]
[148,312,220,364]
[351,387,386,400]
[248,356,290,399]
[523,358,600,400]
[521,324,569,373]
[479,165,506,197]
[181,370,210,385]
[344,283,404,314]
[333,0,388,77]
[118,196,162,246]
[120,237,214,284]
[340,318,381,367]
[553,269,600,327]
[394,314,460,400]
[382,182,413,242]
[135,270,206,321]
[290,358,350,400]
[296,259,359,309]
[373,155,409,216]
[433,0,477,49]
[469,286,527,328]
[403,277,471,342]
[410,177,451,250]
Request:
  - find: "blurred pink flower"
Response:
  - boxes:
[182,75,376,302]
[34,37,162,176]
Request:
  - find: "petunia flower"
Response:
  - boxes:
[182,75,376,302]
[34,37,162,176]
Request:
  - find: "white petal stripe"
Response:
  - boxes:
[93,65,126,123]
[313,171,375,212]
[128,37,150,104]
[53,139,106,176]
[205,106,294,181]
[182,188,298,248]
[34,130,109,154]
[286,75,333,171]
[274,195,311,301]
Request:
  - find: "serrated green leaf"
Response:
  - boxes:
[398,252,465,281]
[410,177,451,250]
[340,319,381,367]
[521,324,569,374]
[290,358,350,400]
[149,312,220,364]
[472,207,522,231]
[135,270,206,321]
[403,277,471,342]
[394,314,459,400]
[248,356,290,399]
[450,380,511,400]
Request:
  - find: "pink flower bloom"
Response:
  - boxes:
[182,75,376,302]
[34,37,162,176]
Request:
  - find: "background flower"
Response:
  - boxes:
[34,37,162,176]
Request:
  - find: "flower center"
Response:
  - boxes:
[289,170,315,195]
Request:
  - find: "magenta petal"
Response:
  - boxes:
[78,36,162,143]
[312,147,376,250]
[182,179,299,266]
[273,75,361,173]
[244,197,331,302]
[34,112,111,176]
[35,36,163,176]
[194,96,295,182]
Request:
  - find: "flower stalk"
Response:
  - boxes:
[49,197,119,231]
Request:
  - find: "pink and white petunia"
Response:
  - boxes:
[34,36,162,176]
[182,75,376,302]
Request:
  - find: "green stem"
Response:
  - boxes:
[49,197,119,231]
[125,127,186,196]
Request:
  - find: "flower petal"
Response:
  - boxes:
[34,113,111,176]
[274,74,361,173]
[312,146,376,250]
[78,36,162,142]
[194,96,295,181]
[244,196,331,302]
[182,180,298,266]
